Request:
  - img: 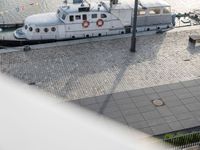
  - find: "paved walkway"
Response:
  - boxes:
[71,79,200,135]
[2,26,200,101]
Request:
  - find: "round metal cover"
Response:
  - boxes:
[152,99,165,107]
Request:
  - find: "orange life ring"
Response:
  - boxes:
[96,19,104,27]
[82,20,90,28]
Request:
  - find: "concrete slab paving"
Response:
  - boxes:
[70,79,200,135]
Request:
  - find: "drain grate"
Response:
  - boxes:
[152,99,165,107]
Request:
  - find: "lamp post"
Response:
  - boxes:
[130,0,138,53]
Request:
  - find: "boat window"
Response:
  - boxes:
[35,28,40,33]
[75,15,81,20]
[70,15,74,22]
[82,14,87,20]
[29,27,33,32]
[149,8,161,15]
[138,9,146,16]
[51,27,56,32]
[92,14,97,19]
[44,28,49,33]
[25,25,28,30]
[101,14,107,18]
[62,14,66,20]
[163,7,171,14]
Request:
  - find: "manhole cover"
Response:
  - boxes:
[152,99,165,107]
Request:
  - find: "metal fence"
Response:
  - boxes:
[163,132,200,150]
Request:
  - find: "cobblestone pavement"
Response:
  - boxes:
[1,27,200,101]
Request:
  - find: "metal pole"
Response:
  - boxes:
[130,0,138,52]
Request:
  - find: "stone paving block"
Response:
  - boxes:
[84,103,101,112]
[146,93,161,101]
[127,89,145,97]
[173,88,193,99]
[138,105,156,113]
[121,108,140,116]
[180,118,200,129]
[170,105,189,114]
[156,106,173,117]
[153,85,171,93]
[164,116,177,123]
[192,110,200,116]
[193,78,200,85]
[125,114,145,124]
[98,100,117,108]
[187,86,200,93]
[147,118,166,126]
[158,91,175,98]
[131,95,149,103]
[151,124,172,135]
[175,112,195,120]
[186,102,200,111]
[192,111,200,121]
[112,92,129,100]
[135,100,152,107]
[95,94,113,103]
[100,105,120,114]
[114,97,133,105]
[140,127,153,135]
[181,80,199,88]
[195,95,200,102]
[192,110,200,117]
[103,110,123,119]
[79,97,97,106]
[164,98,183,107]
[112,116,127,124]
[187,86,200,97]
[143,87,156,94]
[128,120,149,129]
[180,97,198,105]
[194,78,200,85]
[162,95,179,102]
[168,121,184,131]
[190,91,200,97]
[118,103,137,110]
[142,110,161,120]
[167,82,184,90]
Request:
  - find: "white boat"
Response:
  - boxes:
[14,0,175,40]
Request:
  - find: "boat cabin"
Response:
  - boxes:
[15,0,174,40]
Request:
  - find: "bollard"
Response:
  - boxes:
[23,45,31,52]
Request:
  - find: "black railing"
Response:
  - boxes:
[163,132,200,150]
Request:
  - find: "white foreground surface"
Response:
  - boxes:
[0,75,168,150]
